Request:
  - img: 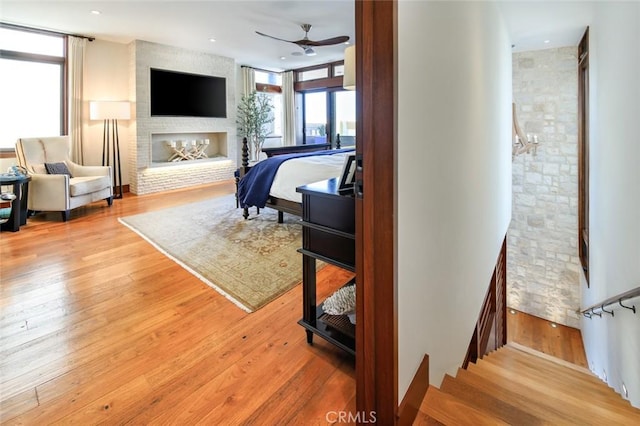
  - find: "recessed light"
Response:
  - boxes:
[91,10,101,15]
[344,41,350,45]
[209,38,216,43]
[279,56,286,60]
[544,39,550,44]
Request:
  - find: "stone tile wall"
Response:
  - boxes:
[128,40,237,194]
[508,47,581,328]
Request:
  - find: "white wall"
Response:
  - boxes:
[84,40,130,177]
[397,1,512,398]
[581,1,640,408]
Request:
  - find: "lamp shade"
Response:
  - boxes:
[89,101,131,120]
[343,45,356,91]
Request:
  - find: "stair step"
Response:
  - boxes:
[499,344,604,383]
[477,350,638,412]
[419,385,509,425]
[483,348,614,395]
[413,411,444,426]
[468,358,640,423]
[455,368,579,424]
[506,342,593,375]
[439,374,544,425]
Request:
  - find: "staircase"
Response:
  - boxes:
[415,343,640,425]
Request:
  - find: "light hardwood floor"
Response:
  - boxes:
[1,181,589,424]
[1,181,356,425]
[507,308,588,367]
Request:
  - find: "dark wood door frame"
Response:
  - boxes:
[578,27,589,285]
[355,0,397,424]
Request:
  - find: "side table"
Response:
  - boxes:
[0,174,31,232]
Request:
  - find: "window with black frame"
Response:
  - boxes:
[0,25,66,151]
[254,70,284,148]
[295,62,356,148]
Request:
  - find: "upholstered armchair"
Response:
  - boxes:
[15,136,113,221]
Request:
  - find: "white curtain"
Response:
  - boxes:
[68,36,87,164]
[282,71,296,146]
[242,66,255,97]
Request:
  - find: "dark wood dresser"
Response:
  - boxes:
[296,178,356,355]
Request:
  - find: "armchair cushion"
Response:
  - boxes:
[45,162,74,177]
[70,176,111,197]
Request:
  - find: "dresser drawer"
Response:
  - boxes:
[304,227,355,268]
[304,194,355,234]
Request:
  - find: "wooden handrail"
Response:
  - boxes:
[579,286,640,318]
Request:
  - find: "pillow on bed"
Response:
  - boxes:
[45,162,73,177]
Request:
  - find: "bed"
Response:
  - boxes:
[237,137,355,222]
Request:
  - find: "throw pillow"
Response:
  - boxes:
[45,162,73,177]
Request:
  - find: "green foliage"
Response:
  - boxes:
[237,91,275,157]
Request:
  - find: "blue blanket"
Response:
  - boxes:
[237,149,354,209]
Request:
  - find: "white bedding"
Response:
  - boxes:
[269,151,354,203]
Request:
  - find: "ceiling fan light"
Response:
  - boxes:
[304,47,316,56]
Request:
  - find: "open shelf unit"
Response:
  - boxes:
[296,178,356,355]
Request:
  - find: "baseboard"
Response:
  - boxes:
[397,354,429,426]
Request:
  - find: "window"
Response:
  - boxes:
[0,25,66,151]
[332,90,356,146]
[299,68,329,81]
[254,70,283,147]
[295,61,356,147]
[304,91,328,144]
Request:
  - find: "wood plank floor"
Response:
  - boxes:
[0,181,356,425]
[1,181,591,424]
[507,308,588,367]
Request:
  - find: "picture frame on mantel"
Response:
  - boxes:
[338,154,356,194]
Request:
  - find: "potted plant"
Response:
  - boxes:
[237,91,274,162]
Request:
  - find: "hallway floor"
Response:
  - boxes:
[507,308,588,367]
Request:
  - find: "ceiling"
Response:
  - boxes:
[1,1,594,71]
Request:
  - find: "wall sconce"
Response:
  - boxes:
[343,44,356,91]
[89,101,130,198]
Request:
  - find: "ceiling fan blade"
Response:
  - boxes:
[300,36,350,47]
[255,31,295,44]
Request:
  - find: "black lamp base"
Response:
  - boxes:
[101,118,124,201]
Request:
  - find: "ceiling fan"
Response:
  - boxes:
[256,24,349,56]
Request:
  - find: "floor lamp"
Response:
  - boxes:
[89,101,130,199]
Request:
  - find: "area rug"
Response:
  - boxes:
[118,194,315,312]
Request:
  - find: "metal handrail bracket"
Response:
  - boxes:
[579,286,640,318]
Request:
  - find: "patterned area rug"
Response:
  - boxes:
[119,194,314,312]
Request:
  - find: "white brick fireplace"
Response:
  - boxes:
[128,40,237,194]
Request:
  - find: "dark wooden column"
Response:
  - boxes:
[355,0,397,424]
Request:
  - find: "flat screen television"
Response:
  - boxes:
[150,68,227,118]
